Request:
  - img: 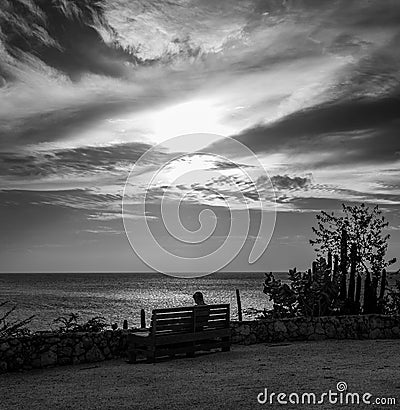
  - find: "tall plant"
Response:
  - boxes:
[310,203,396,279]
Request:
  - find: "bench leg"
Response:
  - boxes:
[127,344,137,364]
[127,351,137,363]
[221,337,230,352]
[146,350,155,364]
[186,342,195,358]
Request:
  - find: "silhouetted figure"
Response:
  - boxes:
[193,292,209,332]
[193,291,206,305]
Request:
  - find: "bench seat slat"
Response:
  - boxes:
[151,317,193,326]
[205,313,229,319]
[152,312,193,320]
[153,306,194,314]
[206,308,229,314]
[155,328,230,344]
[154,324,194,332]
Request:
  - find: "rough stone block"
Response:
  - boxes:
[315,323,325,335]
[274,321,287,333]
[0,342,10,352]
[58,356,72,365]
[369,328,382,339]
[86,346,104,363]
[40,350,57,367]
[82,337,93,349]
[0,361,8,372]
[370,317,384,329]
[58,346,72,357]
[241,326,250,336]
[308,333,326,341]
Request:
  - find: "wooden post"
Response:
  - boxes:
[236,289,242,322]
[123,319,128,330]
[140,309,146,328]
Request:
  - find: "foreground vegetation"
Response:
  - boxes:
[262,203,399,318]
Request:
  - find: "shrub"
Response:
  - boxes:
[53,313,109,333]
[262,257,340,318]
[0,301,34,339]
[385,280,400,315]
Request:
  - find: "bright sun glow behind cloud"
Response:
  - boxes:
[136,99,236,148]
[148,99,235,144]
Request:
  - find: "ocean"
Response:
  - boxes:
[0,272,287,331]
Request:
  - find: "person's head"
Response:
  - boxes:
[193,291,205,305]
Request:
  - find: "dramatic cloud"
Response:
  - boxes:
[270,175,311,191]
[218,95,400,168]
[1,0,399,271]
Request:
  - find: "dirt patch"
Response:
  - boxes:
[1,340,400,409]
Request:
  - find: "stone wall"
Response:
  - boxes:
[0,330,129,373]
[1,315,400,373]
[231,314,400,345]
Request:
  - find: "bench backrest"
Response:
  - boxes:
[150,304,230,337]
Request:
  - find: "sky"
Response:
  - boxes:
[0,0,399,273]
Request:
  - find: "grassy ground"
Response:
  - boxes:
[1,339,400,410]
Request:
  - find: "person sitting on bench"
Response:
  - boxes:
[193,291,206,305]
[193,291,209,331]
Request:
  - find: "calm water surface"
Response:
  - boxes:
[0,272,288,331]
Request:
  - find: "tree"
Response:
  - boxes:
[310,203,396,280]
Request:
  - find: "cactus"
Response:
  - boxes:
[312,261,317,278]
[348,243,357,302]
[355,274,362,307]
[363,271,372,313]
[371,276,378,313]
[380,269,387,300]
[307,268,312,284]
[333,254,339,281]
[377,269,387,313]
[339,228,348,300]
[327,251,332,271]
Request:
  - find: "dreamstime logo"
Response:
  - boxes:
[122,133,276,278]
[257,381,397,406]
[336,381,347,392]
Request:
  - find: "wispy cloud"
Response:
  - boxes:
[1,0,400,271]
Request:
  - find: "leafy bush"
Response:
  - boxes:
[262,258,340,318]
[385,280,400,315]
[53,313,109,333]
[0,301,34,339]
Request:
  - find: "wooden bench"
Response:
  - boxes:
[127,304,230,363]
